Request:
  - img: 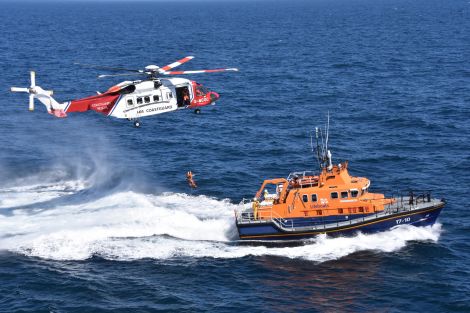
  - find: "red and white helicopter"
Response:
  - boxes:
[11,56,238,127]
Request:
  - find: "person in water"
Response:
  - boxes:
[186,171,197,189]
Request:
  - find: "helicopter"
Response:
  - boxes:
[10,56,238,127]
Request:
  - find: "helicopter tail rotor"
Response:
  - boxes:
[11,71,63,116]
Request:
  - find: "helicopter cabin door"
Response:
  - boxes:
[175,86,191,108]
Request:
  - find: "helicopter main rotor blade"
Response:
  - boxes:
[162,68,239,75]
[75,62,143,73]
[159,56,195,73]
[97,72,146,78]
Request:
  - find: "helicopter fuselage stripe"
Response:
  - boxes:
[107,95,122,116]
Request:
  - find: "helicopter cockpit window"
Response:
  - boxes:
[119,85,136,95]
[144,96,150,103]
[196,85,208,96]
[153,95,160,102]
[137,97,143,104]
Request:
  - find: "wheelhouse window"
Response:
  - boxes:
[144,96,150,103]
[302,195,308,202]
[351,190,359,198]
[341,191,348,199]
[331,192,338,199]
[137,97,143,104]
[153,95,160,102]
[311,194,317,202]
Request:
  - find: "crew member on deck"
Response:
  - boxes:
[252,197,260,219]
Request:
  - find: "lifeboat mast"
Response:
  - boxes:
[312,113,333,174]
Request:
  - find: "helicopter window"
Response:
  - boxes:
[154,81,162,89]
[144,96,150,103]
[153,95,160,102]
[302,195,308,202]
[119,85,136,94]
[167,92,173,99]
[330,192,338,199]
[341,191,348,199]
[311,194,317,202]
[127,98,133,106]
[351,190,358,198]
[196,85,208,96]
[137,97,143,104]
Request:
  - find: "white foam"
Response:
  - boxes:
[0,180,86,209]
[0,182,442,262]
[93,223,442,262]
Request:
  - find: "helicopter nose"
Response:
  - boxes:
[210,92,220,102]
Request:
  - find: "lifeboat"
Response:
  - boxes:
[235,124,445,241]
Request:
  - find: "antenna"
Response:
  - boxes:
[310,113,334,172]
[312,128,322,171]
[315,127,321,172]
[325,111,333,171]
[310,130,314,160]
[325,111,330,153]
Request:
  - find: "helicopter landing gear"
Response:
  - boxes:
[133,120,141,128]
[194,109,201,114]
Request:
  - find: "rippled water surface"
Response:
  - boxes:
[0,0,469,312]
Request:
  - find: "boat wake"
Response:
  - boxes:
[0,175,442,262]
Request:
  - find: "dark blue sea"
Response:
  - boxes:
[0,0,469,311]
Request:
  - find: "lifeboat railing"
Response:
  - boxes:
[383,190,434,213]
[287,171,317,181]
[236,191,437,232]
[236,198,294,229]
